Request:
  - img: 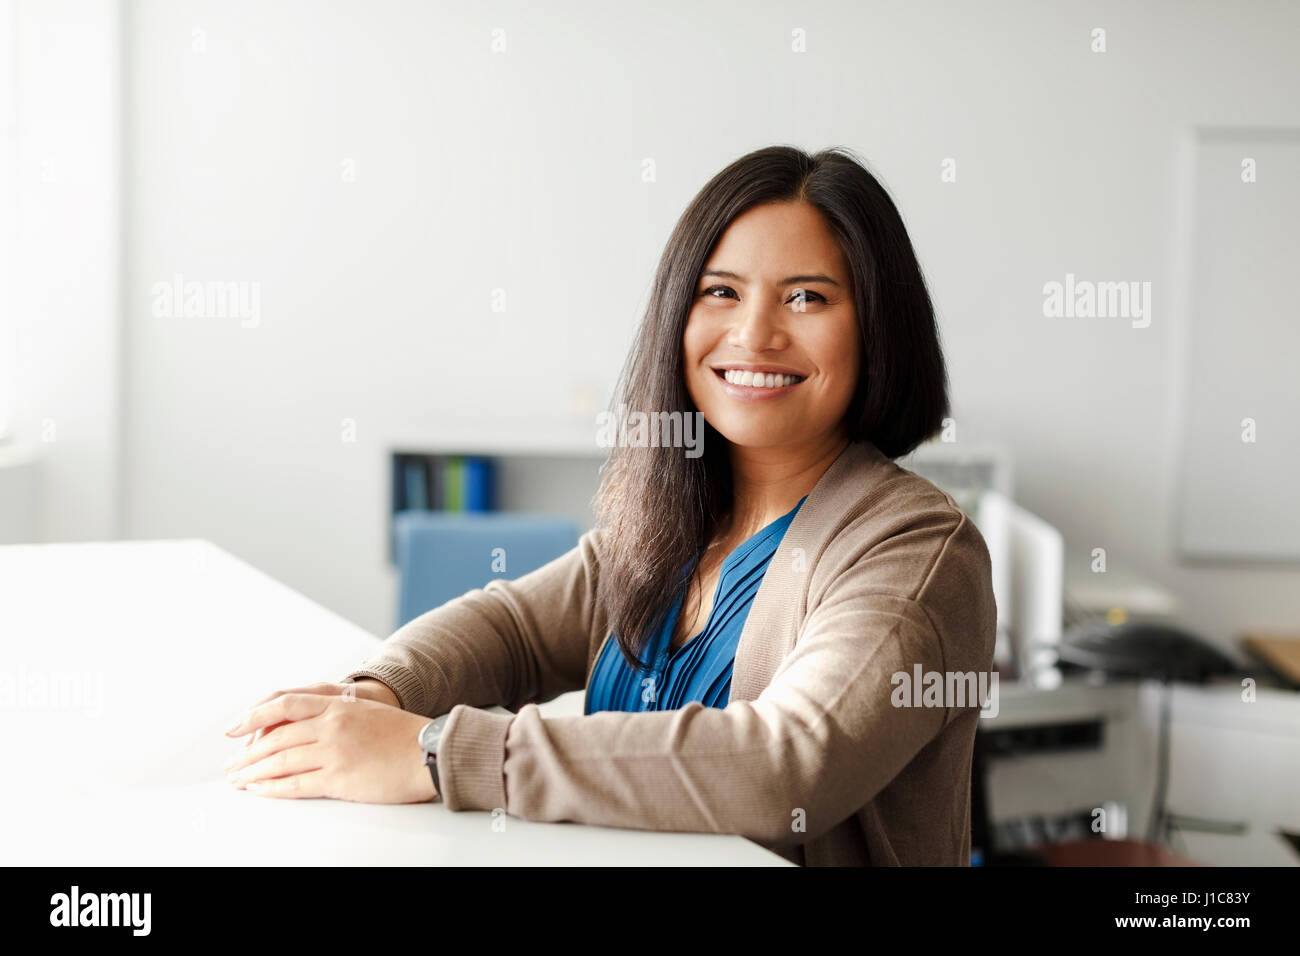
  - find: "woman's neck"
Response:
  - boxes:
[722,432,851,541]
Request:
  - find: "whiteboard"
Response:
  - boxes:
[1177,128,1300,561]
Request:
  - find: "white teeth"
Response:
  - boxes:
[721,369,803,388]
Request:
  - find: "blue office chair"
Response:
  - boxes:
[393,511,580,628]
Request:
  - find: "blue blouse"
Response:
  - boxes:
[585,495,807,715]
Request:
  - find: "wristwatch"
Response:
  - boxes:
[418,714,449,801]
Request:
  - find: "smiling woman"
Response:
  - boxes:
[230,145,996,867]
[595,147,951,677]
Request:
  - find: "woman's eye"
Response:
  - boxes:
[699,285,826,304]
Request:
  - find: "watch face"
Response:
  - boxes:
[420,714,449,751]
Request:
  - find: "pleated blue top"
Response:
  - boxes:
[585,495,807,715]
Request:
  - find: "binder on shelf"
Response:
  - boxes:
[403,456,429,511]
[463,456,495,511]
[425,455,443,513]
[391,453,408,513]
[443,455,465,511]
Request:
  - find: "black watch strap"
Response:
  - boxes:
[420,715,448,802]
[425,750,442,800]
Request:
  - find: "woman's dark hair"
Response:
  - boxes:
[592,144,949,670]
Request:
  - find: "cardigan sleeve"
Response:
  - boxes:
[337,528,607,718]
[435,512,996,848]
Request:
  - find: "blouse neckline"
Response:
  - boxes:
[667,494,808,658]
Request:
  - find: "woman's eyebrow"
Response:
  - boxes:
[701,268,842,287]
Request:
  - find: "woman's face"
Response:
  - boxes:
[683,200,861,454]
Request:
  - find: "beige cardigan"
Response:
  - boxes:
[341,439,997,866]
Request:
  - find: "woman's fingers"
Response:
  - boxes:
[245,721,278,748]
[241,768,331,799]
[247,681,342,710]
[231,682,367,744]
[227,740,326,790]
[225,717,317,776]
[227,692,332,739]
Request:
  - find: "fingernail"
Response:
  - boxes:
[245,782,262,792]
[226,716,244,735]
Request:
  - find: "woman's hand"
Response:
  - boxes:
[232,679,401,748]
[223,693,437,804]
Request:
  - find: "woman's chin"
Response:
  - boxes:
[707,420,803,450]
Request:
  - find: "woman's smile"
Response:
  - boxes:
[711,366,808,401]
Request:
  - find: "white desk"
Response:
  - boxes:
[0,539,789,866]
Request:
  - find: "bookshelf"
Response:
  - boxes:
[385,431,608,564]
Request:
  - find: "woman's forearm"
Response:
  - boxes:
[340,529,607,717]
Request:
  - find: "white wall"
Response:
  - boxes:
[4,0,121,542]
[117,0,1300,641]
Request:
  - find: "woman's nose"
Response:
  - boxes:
[730,301,788,351]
